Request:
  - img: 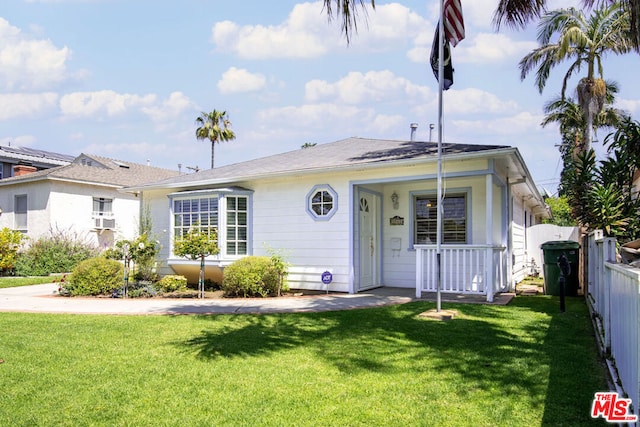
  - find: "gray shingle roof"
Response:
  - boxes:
[130,137,511,190]
[0,153,180,187]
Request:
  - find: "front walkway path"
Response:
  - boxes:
[0,284,513,315]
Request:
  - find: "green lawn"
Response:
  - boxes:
[0,296,607,426]
[0,276,59,289]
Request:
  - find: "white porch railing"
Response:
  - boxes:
[414,244,507,302]
[587,231,639,421]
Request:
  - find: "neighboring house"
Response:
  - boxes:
[126,137,550,300]
[0,154,180,248]
[0,145,74,179]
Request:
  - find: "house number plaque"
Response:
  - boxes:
[390,216,404,226]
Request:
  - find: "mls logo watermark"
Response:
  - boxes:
[591,392,637,423]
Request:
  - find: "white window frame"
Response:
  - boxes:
[306,184,338,221]
[410,189,470,246]
[14,194,27,231]
[169,189,252,259]
[92,197,114,218]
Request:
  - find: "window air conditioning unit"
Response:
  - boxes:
[94,217,116,230]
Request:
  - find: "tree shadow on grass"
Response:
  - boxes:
[519,296,609,426]
[176,296,606,424]
[175,299,563,408]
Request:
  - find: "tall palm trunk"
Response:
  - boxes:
[577,76,606,154]
[211,141,215,170]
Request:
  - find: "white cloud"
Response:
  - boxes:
[615,98,640,115]
[211,3,328,60]
[141,91,195,125]
[457,33,537,64]
[59,90,156,118]
[258,103,367,128]
[408,32,536,65]
[0,18,74,90]
[217,67,267,94]
[305,70,428,104]
[452,111,543,136]
[0,92,59,120]
[445,88,520,115]
[370,114,406,133]
[81,138,204,170]
[255,102,408,139]
[0,135,37,147]
[211,2,426,59]
[83,141,167,160]
[353,3,426,49]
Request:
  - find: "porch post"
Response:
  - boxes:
[486,174,494,302]
[415,246,423,298]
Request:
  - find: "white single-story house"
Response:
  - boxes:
[0,153,180,248]
[126,137,550,301]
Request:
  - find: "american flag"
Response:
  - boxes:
[430,0,465,90]
[443,0,465,47]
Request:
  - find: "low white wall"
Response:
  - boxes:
[526,224,580,277]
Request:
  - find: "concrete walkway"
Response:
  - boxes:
[0,284,416,315]
[0,284,513,315]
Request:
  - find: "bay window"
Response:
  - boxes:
[170,189,251,258]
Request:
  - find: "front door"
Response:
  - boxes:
[358,192,379,290]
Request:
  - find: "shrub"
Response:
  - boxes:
[104,233,160,282]
[126,282,158,298]
[0,228,24,273]
[222,256,285,297]
[156,275,188,293]
[62,257,124,296]
[15,229,99,276]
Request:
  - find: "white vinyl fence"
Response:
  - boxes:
[588,231,640,422]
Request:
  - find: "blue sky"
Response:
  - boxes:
[2,0,639,194]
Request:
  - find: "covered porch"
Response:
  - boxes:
[414,244,509,302]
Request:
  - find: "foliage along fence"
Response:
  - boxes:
[587,230,640,420]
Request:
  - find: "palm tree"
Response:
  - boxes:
[322,0,375,43]
[541,82,626,198]
[195,110,236,169]
[494,0,640,51]
[541,81,626,151]
[519,4,632,152]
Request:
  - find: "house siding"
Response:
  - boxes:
[0,180,139,248]
[511,189,546,284]
[47,182,140,248]
[0,181,51,235]
[144,188,174,276]
[251,175,352,292]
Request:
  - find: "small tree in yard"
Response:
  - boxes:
[173,226,219,298]
[0,228,24,274]
[105,234,159,282]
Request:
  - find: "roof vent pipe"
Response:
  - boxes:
[410,123,418,141]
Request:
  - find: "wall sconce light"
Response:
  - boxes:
[391,191,399,210]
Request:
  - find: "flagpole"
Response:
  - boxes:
[436,0,445,313]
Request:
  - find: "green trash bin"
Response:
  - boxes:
[540,240,580,296]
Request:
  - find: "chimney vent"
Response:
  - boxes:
[410,123,418,141]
